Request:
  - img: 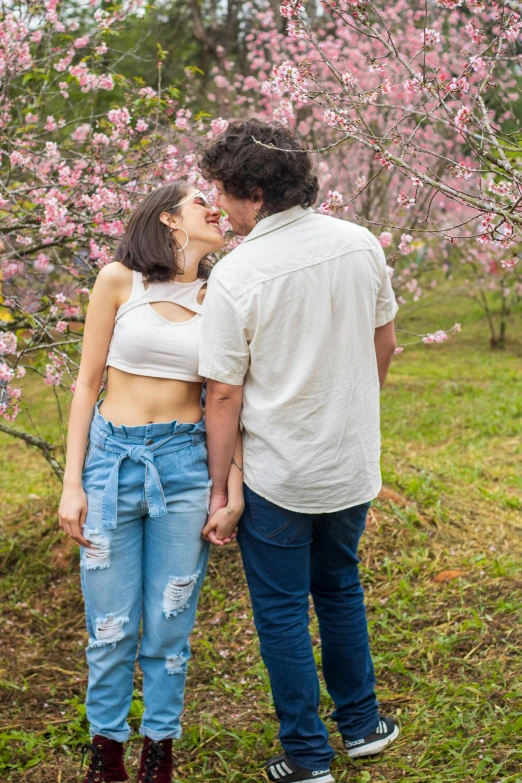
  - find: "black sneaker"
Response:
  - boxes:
[343,715,399,758]
[265,752,334,782]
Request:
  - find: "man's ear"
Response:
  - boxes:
[250,189,264,208]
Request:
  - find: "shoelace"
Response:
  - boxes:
[80,742,104,782]
[143,741,166,782]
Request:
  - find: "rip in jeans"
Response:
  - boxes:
[88,614,129,649]
[81,527,110,570]
[162,572,200,619]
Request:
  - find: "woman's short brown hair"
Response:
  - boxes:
[200,119,319,215]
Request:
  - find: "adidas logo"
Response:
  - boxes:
[345,738,365,748]
[312,771,330,777]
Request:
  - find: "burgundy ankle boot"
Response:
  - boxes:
[138,737,173,783]
[80,735,129,783]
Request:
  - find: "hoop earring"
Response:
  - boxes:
[171,227,189,252]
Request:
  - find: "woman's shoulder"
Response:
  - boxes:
[96,261,134,285]
[94,262,135,309]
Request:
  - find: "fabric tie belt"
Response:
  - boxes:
[92,430,201,529]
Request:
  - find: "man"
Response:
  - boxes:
[198,119,399,783]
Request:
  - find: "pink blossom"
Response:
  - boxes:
[437,0,463,8]
[16,367,26,379]
[405,75,423,94]
[448,76,469,93]
[280,1,303,19]
[421,29,440,47]
[469,55,486,74]
[108,107,132,128]
[72,124,91,143]
[455,107,471,129]
[501,256,519,270]
[505,19,522,43]
[397,193,415,209]
[25,112,38,124]
[379,232,393,248]
[319,190,348,215]
[272,61,308,103]
[135,119,149,132]
[55,321,68,334]
[465,21,482,45]
[207,117,229,140]
[0,333,17,355]
[92,133,111,147]
[74,36,90,48]
[398,234,414,256]
[0,362,14,382]
[175,109,192,130]
[55,50,74,72]
[394,346,404,355]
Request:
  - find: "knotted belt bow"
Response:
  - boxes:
[101,436,177,528]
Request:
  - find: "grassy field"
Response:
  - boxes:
[1,288,521,783]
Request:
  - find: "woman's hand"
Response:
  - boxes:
[58,484,91,548]
[201,499,244,546]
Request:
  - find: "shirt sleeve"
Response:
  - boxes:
[198,276,250,385]
[372,242,399,328]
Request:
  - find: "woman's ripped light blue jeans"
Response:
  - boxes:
[80,403,211,742]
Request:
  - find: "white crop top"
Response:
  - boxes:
[106,271,206,382]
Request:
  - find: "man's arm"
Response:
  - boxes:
[205,380,243,510]
[374,320,396,389]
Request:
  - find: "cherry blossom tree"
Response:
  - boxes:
[1,0,521,477]
[205,0,521,344]
[0,0,224,470]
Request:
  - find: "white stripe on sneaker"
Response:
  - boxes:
[270,765,281,779]
[346,723,400,759]
[281,761,293,774]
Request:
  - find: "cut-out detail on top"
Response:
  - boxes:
[105,271,207,382]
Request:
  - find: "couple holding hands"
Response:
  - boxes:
[59,119,399,783]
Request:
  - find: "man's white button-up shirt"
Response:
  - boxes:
[199,205,398,513]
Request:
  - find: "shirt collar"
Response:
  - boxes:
[240,205,313,243]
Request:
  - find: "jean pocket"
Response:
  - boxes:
[328,502,370,545]
[83,441,100,471]
[247,488,308,544]
[189,439,208,468]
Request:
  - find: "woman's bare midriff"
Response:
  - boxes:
[99,367,203,426]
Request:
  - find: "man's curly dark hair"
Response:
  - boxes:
[200,119,319,215]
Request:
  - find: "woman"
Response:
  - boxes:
[58,183,244,783]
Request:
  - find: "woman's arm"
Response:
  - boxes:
[58,263,130,547]
[201,427,244,546]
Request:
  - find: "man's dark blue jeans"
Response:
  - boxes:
[237,485,380,771]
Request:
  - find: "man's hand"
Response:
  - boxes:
[202,489,244,546]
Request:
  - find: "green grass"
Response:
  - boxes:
[1,289,521,782]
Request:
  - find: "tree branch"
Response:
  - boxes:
[0,422,63,481]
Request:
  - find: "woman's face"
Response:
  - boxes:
[174,189,225,253]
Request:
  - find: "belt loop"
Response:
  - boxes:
[90,426,107,451]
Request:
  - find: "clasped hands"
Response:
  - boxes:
[201,487,244,546]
